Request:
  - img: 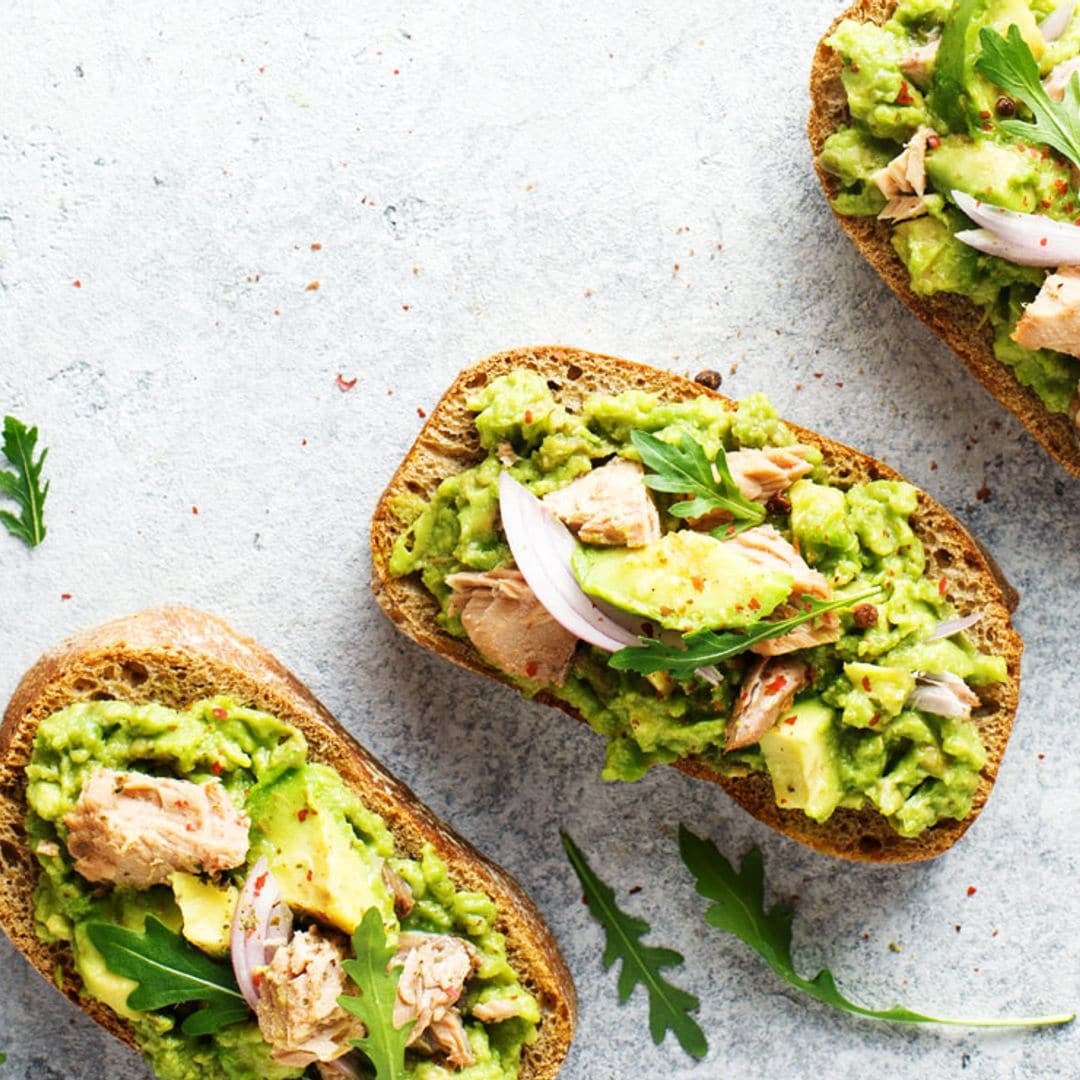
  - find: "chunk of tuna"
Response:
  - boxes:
[394,932,479,1070]
[727,656,811,751]
[878,194,930,222]
[872,126,936,199]
[543,458,660,548]
[256,928,362,1068]
[446,568,578,686]
[722,526,840,656]
[64,768,249,889]
[900,38,939,89]
[472,997,530,1023]
[1013,266,1080,358]
[726,446,814,504]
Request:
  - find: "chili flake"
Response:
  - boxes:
[212,707,228,719]
[297,808,309,822]
[896,81,914,106]
[336,373,358,391]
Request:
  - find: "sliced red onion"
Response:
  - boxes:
[955,227,1073,267]
[1041,0,1076,42]
[926,612,984,642]
[230,857,293,1010]
[498,471,642,652]
[953,190,1080,265]
[906,672,980,720]
[318,1058,364,1079]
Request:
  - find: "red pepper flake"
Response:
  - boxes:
[976,483,991,502]
[927,134,941,150]
[897,81,914,106]
[691,575,706,593]
[306,869,314,881]
[763,676,788,695]
[72,279,82,288]
[1040,236,1048,246]
[938,576,948,596]
[212,706,228,719]
[192,506,199,515]
[60,593,72,600]
[628,885,642,895]
[813,372,823,379]
[525,660,539,678]
[211,761,223,776]
[967,886,977,897]
[393,68,400,75]
[1038,752,1046,760]
[402,303,410,310]
[251,970,263,990]
[1055,179,1068,196]
[306,280,320,291]
[254,873,268,896]
[259,66,265,74]
[297,808,309,822]
[748,597,761,611]
[336,373,358,391]
[301,437,308,446]
[1042,146,1050,159]
[861,676,873,693]
[524,410,534,424]
[1041,199,1052,209]
[978,109,991,120]
[869,713,880,727]
[311,242,322,250]
[416,406,427,418]
[273,308,280,316]
[783,715,797,725]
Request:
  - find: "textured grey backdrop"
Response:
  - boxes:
[2,2,1078,1078]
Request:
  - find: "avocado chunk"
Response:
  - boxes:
[759,699,843,823]
[926,136,1042,212]
[171,872,238,958]
[571,530,794,632]
[840,662,916,728]
[246,765,393,933]
[932,0,1043,131]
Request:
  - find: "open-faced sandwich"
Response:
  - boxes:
[810,0,1080,476]
[0,607,574,1079]
[372,347,1022,863]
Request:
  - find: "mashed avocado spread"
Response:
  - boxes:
[390,370,1007,838]
[820,0,1080,414]
[26,698,538,1080]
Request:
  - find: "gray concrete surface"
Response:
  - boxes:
[2,2,1078,1078]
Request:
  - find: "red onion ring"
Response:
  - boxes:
[1041,0,1076,42]
[230,857,293,1010]
[926,612,984,641]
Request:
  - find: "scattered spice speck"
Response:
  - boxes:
[976,483,991,502]
[967,885,977,897]
[305,280,320,291]
[416,407,427,418]
[336,374,358,392]
[301,438,308,447]
[72,279,81,288]
[628,886,642,895]
[60,593,72,601]
[402,304,410,311]
[311,242,322,251]
[192,506,199,515]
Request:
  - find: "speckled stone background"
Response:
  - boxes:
[2,2,1079,1078]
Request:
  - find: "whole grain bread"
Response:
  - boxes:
[370,346,1022,863]
[0,606,575,1078]
[807,0,1080,478]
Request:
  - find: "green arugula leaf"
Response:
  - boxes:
[609,586,882,677]
[86,916,250,1035]
[975,25,1080,169]
[0,415,49,548]
[678,826,1075,1028]
[631,429,765,526]
[339,907,414,1080]
[561,832,707,1060]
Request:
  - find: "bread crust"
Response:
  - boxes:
[0,606,575,1078]
[807,0,1080,478]
[370,346,1023,863]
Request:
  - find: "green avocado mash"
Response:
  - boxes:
[391,370,1007,838]
[26,697,538,1080]
[819,0,1080,414]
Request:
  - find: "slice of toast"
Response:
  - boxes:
[0,605,575,1078]
[371,345,1023,863]
[807,0,1080,478]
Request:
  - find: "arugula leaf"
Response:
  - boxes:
[975,25,1080,169]
[678,826,1075,1028]
[0,415,49,548]
[86,916,250,1035]
[339,907,413,1080]
[631,429,765,527]
[609,586,882,677]
[561,832,707,1059]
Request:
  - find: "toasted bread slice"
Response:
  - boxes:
[0,606,575,1078]
[808,0,1080,478]
[371,346,1022,863]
